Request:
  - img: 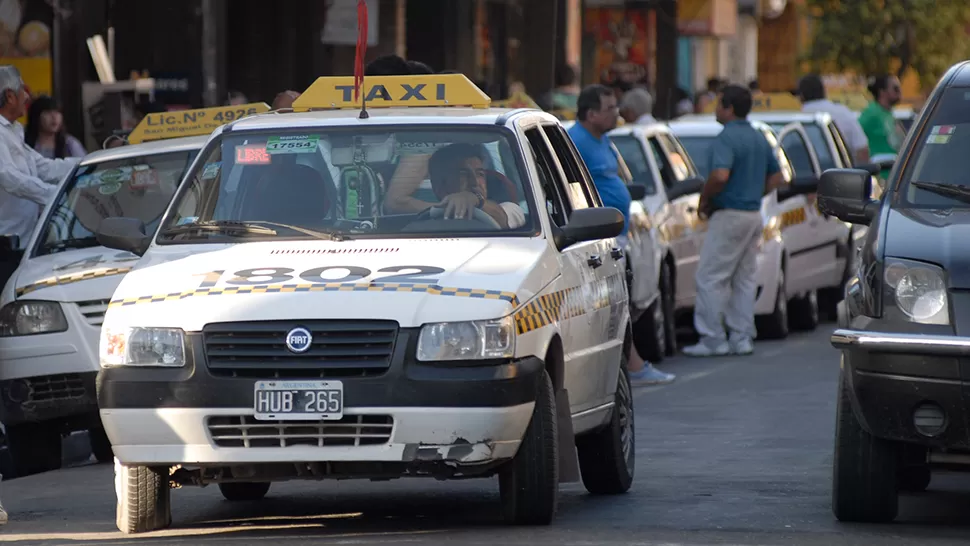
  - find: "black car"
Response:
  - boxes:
[819,60,970,523]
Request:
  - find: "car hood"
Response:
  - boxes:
[4,246,139,305]
[885,208,970,288]
[106,238,557,330]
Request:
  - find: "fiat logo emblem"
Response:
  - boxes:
[284,327,313,353]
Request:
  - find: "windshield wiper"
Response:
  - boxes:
[911,181,970,205]
[44,236,99,253]
[159,220,279,238]
[241,221,349,241]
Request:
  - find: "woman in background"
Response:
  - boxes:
[25,95,85,159]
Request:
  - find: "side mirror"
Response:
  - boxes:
[627,184,648,201]
[666,175,705,201]
[557,207,624,249]
[777,175,819,201]
[0,234,22,262]
[817,169,879,225]
[96,217,151,256]
[857,154,896,175]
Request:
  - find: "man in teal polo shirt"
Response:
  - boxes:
[683,85,784,357]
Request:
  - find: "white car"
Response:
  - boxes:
[0,102,269,477]
[561,121,669,360]
[667,118,843,338]
[96,74,635,533]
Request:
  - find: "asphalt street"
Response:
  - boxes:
[3,325,970,545]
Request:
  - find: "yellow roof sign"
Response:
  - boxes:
[702,92,803,114]
[127,103,271,145]
[292,74,491,110]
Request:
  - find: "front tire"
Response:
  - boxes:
[115,459,172,534]
[788,289,819,331]
[756,268,789,340]
[633,262,676,362]
[219,482,271,501]
[576,362,634,494]
[832,369,899,523]
[499,369,558,525]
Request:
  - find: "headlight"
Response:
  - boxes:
[763,215,781,242]
[100,326,187,368]
[883,258,949,325]
[0,301,68,337]
[416,316,515,361]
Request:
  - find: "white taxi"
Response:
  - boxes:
[96,74,635,533]
[667,118,834,338]
[0,103,268,477]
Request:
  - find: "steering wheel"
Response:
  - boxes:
[414,206,502,230]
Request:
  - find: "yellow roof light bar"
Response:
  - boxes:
[127,102,271,144]
[292,74,491,111]
[701,92,802,114]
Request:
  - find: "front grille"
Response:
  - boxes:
[75,299,110,326]
[202,320,398,378]
[25,373,86,403]
[207,414,394,448]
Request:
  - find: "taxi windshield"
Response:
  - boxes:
[608,135,658,195]
[899,88,970,207]
[678,137,713,178]
[158,126,536,242]
[36,150,197,256]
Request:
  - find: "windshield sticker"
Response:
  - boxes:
[99,181,122,195]
[267,135,320,155]
[931,125,955,135]
[75,174,96,189]
[235,144,272,165]
[926,134,951,144]
[202,162,221,179]
[177,216,199,226]
[97,168,131,184]
[130,166,159,189]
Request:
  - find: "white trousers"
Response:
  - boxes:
[693,209,763,342]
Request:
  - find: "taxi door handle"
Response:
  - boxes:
[587,255,603,269]
[610,247,624,260]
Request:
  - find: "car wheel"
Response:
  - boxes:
[755,268,789,340]
[659,262,677,356]
[115,459,172,534]
[219,482,271,501]
[632,262,674,362]
[7,422,62,477]
[576,361,634,494]
[788,289,819,331]
[499,369,558,525]
[832,369,899,523]
[90,425,115,464]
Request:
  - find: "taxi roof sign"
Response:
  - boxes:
[292,74,491,111]
[127,102,271,144]
[701,92,803,114]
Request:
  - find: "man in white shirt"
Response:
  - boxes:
[0,65,79,250]
[619,88,658,125]
[797,74,870,165]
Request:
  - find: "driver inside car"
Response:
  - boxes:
[429,143,526,229]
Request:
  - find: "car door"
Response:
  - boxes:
[775,123,838,294]
[648,134,702,309]
[539,123,619,411]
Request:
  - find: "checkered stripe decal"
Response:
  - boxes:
[107,282,520,309]
[513,273,627,335]
[16,267,133,297]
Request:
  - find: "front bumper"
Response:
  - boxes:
[832,328,970,449]
[99,329,543,466]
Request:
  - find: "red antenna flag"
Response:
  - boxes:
[353,0,369,103]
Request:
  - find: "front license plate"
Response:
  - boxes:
[253,380,344,421]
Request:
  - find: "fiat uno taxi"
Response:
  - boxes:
[0,102,269,477]
[823,60,970,523]
[95,74,636,533]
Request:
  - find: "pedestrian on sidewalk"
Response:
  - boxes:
[568,84,675,385]
[619,87,657,125]
[796,73,870,165]
[683,85,784,358]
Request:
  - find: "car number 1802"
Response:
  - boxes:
[253,380,344,420]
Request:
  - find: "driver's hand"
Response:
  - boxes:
[440,192,479,219]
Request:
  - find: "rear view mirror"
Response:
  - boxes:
[817,169,879,225]
[557,207,624,249]
[96,217,151,257]
[777,175,819,201]
[628,184,647,201]
[666,176,705,201]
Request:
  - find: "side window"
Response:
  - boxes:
[658,134,691,181]
[780,131,816,179]
[761,128,794,183]
[542,124,598,209]
[648,137,677,189]
[525,128,570,227]
[828,122,853,168]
